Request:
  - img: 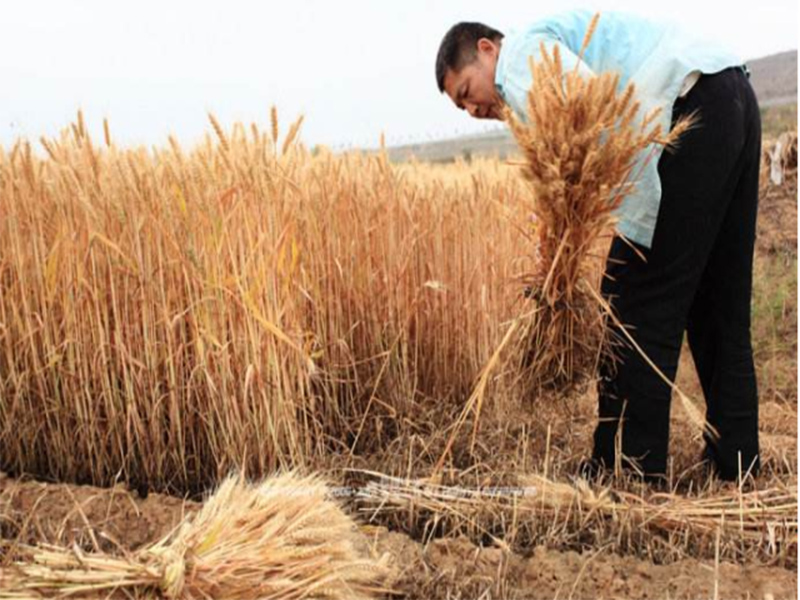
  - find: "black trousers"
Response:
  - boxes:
[592,67,761,481]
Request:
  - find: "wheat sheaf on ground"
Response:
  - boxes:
[1,472,392,599]
[503,14,694,398]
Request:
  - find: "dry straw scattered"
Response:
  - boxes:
[358,472,798,566]
[1,472,392,599]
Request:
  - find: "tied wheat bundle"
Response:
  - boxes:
[2,473,391,599]
[504,14,693,395]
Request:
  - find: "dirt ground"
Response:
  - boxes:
[1,463,797,600]
[374,531,798,600]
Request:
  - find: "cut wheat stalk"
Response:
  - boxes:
[357,472,797,562]
[2,472,392,599]
[504,21,696,396]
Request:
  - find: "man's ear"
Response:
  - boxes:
[476,37,499,57]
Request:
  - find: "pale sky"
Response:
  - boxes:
[1,1,797,151]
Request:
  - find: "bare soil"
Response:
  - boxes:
[374,532,797,600]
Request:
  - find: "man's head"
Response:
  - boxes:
[435,22,505,120]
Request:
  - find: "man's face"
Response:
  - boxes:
[442,38,504,120]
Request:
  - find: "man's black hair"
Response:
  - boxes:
[435,22,504,93]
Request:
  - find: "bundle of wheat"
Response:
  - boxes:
[358,472,797,564]
[765,130,798,185]
[503,14,693,395]
[2,472,391,599]
[521,474,798,542]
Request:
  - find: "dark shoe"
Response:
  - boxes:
[701,444,760,482]
[579,455,669,488]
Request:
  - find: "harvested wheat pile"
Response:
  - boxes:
[1,472,391,599]
[503,14,694,396]
[763,131,798,186]
[358,472,797,565]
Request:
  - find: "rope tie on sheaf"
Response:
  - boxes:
[147,540,189,599]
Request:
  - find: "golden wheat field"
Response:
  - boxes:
[0,105,797,599]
